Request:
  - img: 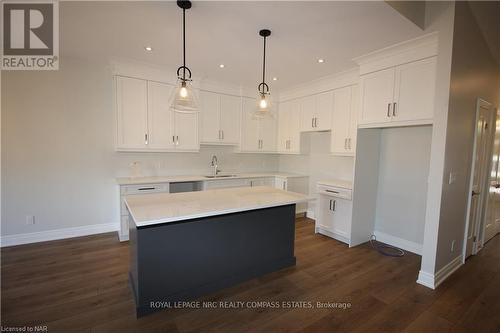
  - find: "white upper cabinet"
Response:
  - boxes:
[359,68,395,125]
[219,94,241,144]
[330,85,359,156]
[393,57,437,122]
[355,33,438,128]
[240,97,277,152]
[173,111,199,151]
[115,76,199,152]
[199,91,241,145]
[199,91,220,143]
[300,92,332,132]
[148,81,175,150]
[116,76,149,150]
[278,99,301,153]
[359,57,436,127]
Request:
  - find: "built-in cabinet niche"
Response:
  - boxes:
[116,76,199,152]
[350,126,432,253]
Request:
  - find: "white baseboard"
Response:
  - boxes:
[316,227,350,245]
[373,230,422,255]
[306,209,316,220]
[417,254,463,289]
[1,223,119,247]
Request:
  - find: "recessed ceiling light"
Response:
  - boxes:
[318,58,325,63]
[219,64,225,68]
[144,46,153,52]
[272,77,278,81]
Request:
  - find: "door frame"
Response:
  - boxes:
[463,98,495,261]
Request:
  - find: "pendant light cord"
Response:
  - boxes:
[262,35,266,89]
[182,7,186,81]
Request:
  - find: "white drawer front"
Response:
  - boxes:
[120,183,169,195]
[317,184,352,200]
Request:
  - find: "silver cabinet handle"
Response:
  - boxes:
[325,189,339,194]
[176,135,179,145]
[332,200,336,211]
[387,103,391,118]
[261,139,263,149]
[283,181,287,190]
[311,118,314,128]
[315,117,318,128]
[344,138,347,150]
[329,199,332,211]
[145,133,148,145]
[348,138,351,150]
[172,135,175,144]
[218,130,221,140]
[221,130,224,140]
[393,102,397,117]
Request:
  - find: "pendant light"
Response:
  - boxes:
[170,0,198,112]
[254,29,273,119]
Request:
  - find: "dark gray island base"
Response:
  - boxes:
[129,204,296,317]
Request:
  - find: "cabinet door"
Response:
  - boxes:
[260,108,277,152]
[393,57,436,122]
[278,101,290,152]
[240,97,260,151]
[315,91,333,131]
[300,95,316,132]
[174,111,199,151]
[148,81,175,149]
[348,85,359,153]
[359,68,395,125]
[116,76,148,149]
[219,94,241,144]
[199,91,220,143]
[288,100,302,153]
[331,198,352,240]
[317,195,335,231]
[330,86,351,155]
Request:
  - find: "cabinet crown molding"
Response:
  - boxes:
[353,32,438,75]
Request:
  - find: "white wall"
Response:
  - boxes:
[278,131,355,215]
[374,126,432,246]
[1,56,279,237]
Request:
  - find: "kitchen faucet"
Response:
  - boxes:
[211,155,220,176]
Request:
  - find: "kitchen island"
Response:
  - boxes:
[125,186,312,316]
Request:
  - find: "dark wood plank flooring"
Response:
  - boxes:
[1,218,499,332]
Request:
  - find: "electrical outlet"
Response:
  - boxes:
[26,215,36,225]
[451,240,456,252]
[449,172,458,185]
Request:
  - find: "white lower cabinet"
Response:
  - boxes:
[315,183,353,245]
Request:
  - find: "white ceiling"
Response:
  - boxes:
[60,1,425,91]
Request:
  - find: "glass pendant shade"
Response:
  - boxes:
[253,93,273,119]
[170,79,198,112]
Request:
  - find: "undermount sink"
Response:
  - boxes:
[204,174,237,178]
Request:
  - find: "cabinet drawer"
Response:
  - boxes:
[317,184,352,200]
[120,183,169,195]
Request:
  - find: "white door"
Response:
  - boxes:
[116,76,148,149]
[359,68,395,125]
[300,95,316,131]
[278,101,290,152]
[147,81,175,149]
[348,85,359,153]
[260,109,277,152]
[484,109,500,243]
[288,100,302,153]
[315,91,333,131]
[199,91,220,143]
[331,86,351,155]
[240,97,260,151]
[393,57,437,122]
[174,111,199,151]
[466,100,495,257]
[219,94,241,144]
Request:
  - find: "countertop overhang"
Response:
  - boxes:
[125,186,314,227]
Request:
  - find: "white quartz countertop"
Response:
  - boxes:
[116,172,307,185]
[317,179,353,190]
[125,186,314,227]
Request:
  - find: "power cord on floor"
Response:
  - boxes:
[369,235,405,257]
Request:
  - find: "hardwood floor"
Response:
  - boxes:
[1,218,499,333]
